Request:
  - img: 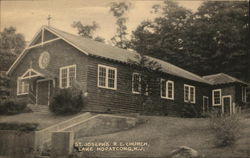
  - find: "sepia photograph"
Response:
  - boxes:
[0,0,249,158]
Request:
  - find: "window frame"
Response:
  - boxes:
[184,84,196,104]
[97,64,117,90]
[161,79,174,100]
[17,77,29,95]
[132,72,141,94]
[59,64,76,89]
[203,96,209,112]
[166,80,174,100]
[242,86,247,102]
[212,89,222,106]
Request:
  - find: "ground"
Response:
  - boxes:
[76,115,250,158]
[0,111,83,129]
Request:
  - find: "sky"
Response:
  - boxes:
[0,0,203,42]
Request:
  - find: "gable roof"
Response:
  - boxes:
[7,26,211,84]
[203,73,248,85]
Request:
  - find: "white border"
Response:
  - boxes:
[59,64,77,89]
[97,64,117,90]
[212,89,222,106]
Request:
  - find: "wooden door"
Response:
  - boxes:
[222,96,231,114]
[37,80,50,105]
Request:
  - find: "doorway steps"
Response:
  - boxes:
[27,104,49,113]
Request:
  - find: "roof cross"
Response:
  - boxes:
[47,15,52,26]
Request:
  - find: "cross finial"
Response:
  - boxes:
[47,15,52,26]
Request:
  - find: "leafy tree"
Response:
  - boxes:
[72,21,105,42]
[0,26,26,71]
[185,1,250,80]
[131,0,193,70]
[131,0,250,81]
[109,1,132,49]
[128,53,162,114]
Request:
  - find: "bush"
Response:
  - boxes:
[49,88,85,115]
[0,99,29,115]
[210,114,241,147]
[0,122,39,131]
[177,102,202,118]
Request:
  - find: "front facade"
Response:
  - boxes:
[7,26,249,115]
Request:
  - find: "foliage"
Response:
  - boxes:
[210,114,241,147]
[109,1,132,49]
[0,26,26,71]
[0,122,38,131]
[128,53,162,114]
[131,0,250,81]
[49,88,85,115]
[0,71,10,100]
[176,102,202,118]
[0,99,29,115]
[72,21,105,43]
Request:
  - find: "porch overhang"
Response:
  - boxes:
[20,68,45,80]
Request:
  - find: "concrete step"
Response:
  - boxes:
[35,112,93,148]
[27,104,49,113]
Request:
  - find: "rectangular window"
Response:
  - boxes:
[212,89,221,106]
[97,64,117,90]
[242,87,247,102]
[132,73,141,94]
[184,84,196,103]
[17,78,29,95]
[161,79,174,100]
[203,96,209,112]
[59,65,76,88]
[167,81,174,100]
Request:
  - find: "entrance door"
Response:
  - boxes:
[222,96,232,114]
[37,80,51,105]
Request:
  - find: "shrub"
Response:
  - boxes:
[49,88,85,115]
[177,102,202,118]
[0,99,29,115]
[210,114,241,147]
[0,122,39,131]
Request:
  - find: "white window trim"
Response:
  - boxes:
[97,64,117,90]
[184,84,196,104]
[132,72,141,94]
[212,89,222,106]
[203,96,209,112]
[242,87,247,102]
[17,77,29,96]
[59,64,76,89]
[166,80,174,100]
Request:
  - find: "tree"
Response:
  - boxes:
[131,0,193,70]
[128,53,162,114]
[0,26,26,71]
[185,1,250,80]
[131,0,250,81]
[109,1,132,49]
[72,21,105,43]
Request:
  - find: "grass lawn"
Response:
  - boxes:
[0,111,83,130]
[76,115,250,158]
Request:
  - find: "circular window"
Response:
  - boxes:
[38,51,50,69]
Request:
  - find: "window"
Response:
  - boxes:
[161,79,174,100]
[97,64,117,90]
[203,96,209,112]
[212,89,221,106]
[132,73,141,94]
[17,78,29,95]
[184,84,196,103]
[242,87,247,102]
[59,65,76,88]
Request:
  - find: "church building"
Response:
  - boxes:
[6,26,248,115]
